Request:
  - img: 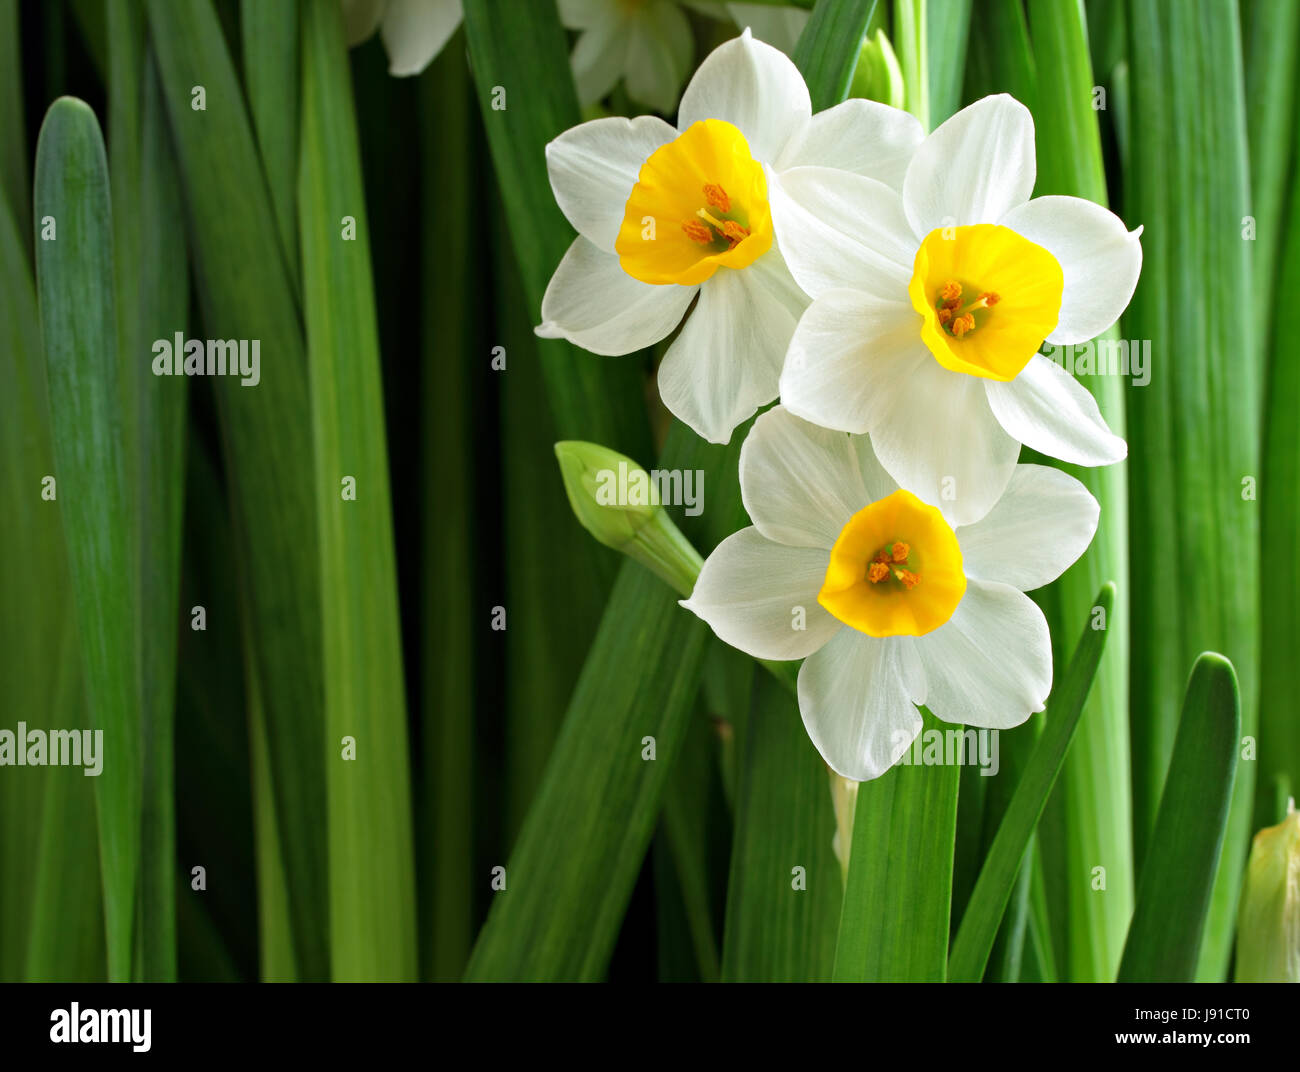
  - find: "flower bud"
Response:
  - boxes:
[553,440,703,597]
[1234,801,1300,982]
[850,29,905,110]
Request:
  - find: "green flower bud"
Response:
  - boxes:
[553,440,703,597]
[850,29,905,110]
[1234,801,1300,982]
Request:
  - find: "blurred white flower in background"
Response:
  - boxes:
[341,0,463,77]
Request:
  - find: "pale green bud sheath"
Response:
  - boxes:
[554,440,799,696]
[1234,800,1300,982]
[849,29,905,110]
[553,441,704,598]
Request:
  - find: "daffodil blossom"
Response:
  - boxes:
[536,31,924,444]
[772,94,1142,526]
[682,406,1100,782]
[341,0,462,77]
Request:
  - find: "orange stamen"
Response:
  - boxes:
[703,183,731,213]
[891,542,910,563]
[867,562,891,584]
[682,219,713,244]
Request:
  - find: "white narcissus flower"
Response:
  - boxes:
[341,0,463,77]
[773,94,1142,525]
[561,0,695,116]
[682,407,1100,782]
[537,31,924,444]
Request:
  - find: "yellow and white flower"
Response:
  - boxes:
[682,406,1099,781]
[536,31,924,444]
[773,94,1142,525]
[341,0,463,77]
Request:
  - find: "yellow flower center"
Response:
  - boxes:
[615,119,773,286]
[907,224,1064,381]
[818,489,966,637]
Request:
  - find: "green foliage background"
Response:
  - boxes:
[0,0,1293,982]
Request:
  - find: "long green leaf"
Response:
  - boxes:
[145,0,329,980]
[832,711,958,982]
[461,0,652,459]
[1124,0,1258,980]
[107,2,190,983]
[418,32,480,984]
[1254,0,1300,828]
[721,675,841,981]
[792,0,876,111]
[241,0,300,286]
[34,97,139,983]
[1026,0,1135,983]
[1117,654,1240,981]
[948,583,1115,982]
[299,0,417,982]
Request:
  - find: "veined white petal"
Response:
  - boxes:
[780,288,924,433]
[569,8,631,108]
[774,98,924,190]
[768,166,916,301]
[868,357,1021,527]
[658,251,802,443]
[985,355,1127,466]
[537,237,695,354]
[677,29,811,164]
[726,2,809,55]
[681,528,839,660]
[903,94,1036,237]
[797,629,926,782]
[622,1,694,114]
[546,115,678,252]
[999,195,1143,345]
[915,578,1052,729]
[380,0,463,77]
[956,465,1100,591]
[739,406,868,549]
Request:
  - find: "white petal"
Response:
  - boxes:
[622,1,694,114]
[956,465,1100,591]
[916,579,1051,729]
[569,12,631,108]
[537,237,695,354]
[768,166,916,301]
[546,114,678,251]
[676,29,811,164]
[681,528,839,660]
[903,94,1036,236]
[380,0,463,77]
[658,251,803,443]
[869,357,1021,526]
[797,629,925,781]
[739,406,868,549]
[999,195,1143,344]
[985,354,1127,466]
[779,287,925,433]
[774,98,924,190]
